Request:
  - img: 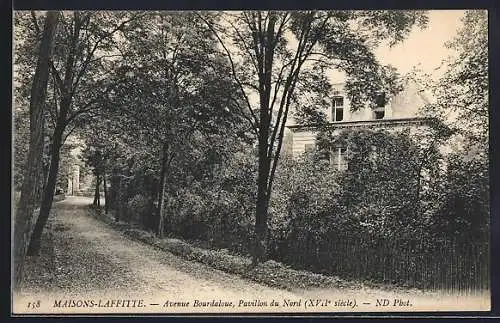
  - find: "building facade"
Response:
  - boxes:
[66,164,80,195]
[284,79,437,169]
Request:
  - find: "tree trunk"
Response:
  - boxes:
[103,170,108,214]
[26,122,64,256]
[96,173,101,207]
[36,129,49,202]
[253,145,271,264]
[156,145,169,238]
[253,84,272,264]
[252,16,276,265]
[93,172,100,207]
[13,11,59,288]
[26,10,83,256]
[115,176,122,222]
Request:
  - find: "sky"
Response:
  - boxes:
[328,10,466,83]
[375,10,465,78]
[13,10,469,106]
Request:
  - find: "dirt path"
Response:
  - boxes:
[44,197,300,298]
[13,196,490,314]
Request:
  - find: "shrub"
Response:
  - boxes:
[265,128,489,290]
[126,194,153,225]
[430,150,489,242]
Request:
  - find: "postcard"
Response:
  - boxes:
[12,9,490,315]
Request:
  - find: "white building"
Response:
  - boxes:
[283,78,438,169]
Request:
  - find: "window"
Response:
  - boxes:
[332,96,344,122]
[374,109,385,120]
[304,143,315,153]
[330,147,348,171]
[375,92,386,107]
[374,92,386,120]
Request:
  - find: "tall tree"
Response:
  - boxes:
[110,12,242,237]
[26,11,140,255]
[199,10,428,263]
[13,11,59,288]
[434,10,488,148]
[81,118,122,213]
[428,10,489,243]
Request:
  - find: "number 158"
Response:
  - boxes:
[27,300,40,309]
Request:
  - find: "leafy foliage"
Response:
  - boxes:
[198,10,428,261]
[266,128,488,287]
[435,10,488,147]
[431,152,489,242]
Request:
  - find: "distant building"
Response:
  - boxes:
[64,135,84,196]
[66,165,79,195]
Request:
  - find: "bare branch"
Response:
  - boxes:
[80,54,124,65]
[303,57,330,65]
[229,96,259,135]
[30,11,41,35]
[196,12,259,129]
[224,15,259,73]
[62,123,78,144]
[273,13,290,46]
[267,16,311,157]
[269,22,315,160]
[49,61,64,90]
[267,68,302,197]
[268,12,331,161]
[72,13,143,94]
[65,83,116,125]
[268,60,290,116]
[249,13,264,77]
[240,81,260,91]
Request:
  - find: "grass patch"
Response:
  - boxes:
[19,213,57,293]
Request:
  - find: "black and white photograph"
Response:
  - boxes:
[12,9,490,314]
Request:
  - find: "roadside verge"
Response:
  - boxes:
[88,207,411,293]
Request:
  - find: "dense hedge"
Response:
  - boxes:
[107,129,489,291]
[266,129,489,290]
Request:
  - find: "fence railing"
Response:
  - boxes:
[279,235,489,294]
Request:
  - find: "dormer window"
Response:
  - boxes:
[374,92,386,120]
[374,109,385,120]
[332,96,344,122]
[375,92,386,107]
